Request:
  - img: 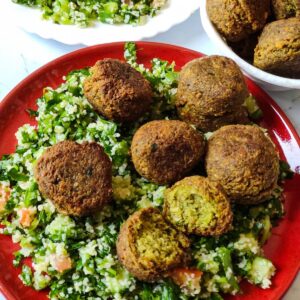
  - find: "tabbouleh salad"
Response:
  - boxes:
[0,42,292,299]
[12,0,167,27]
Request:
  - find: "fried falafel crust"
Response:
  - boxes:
[176,56,249,120]
[254,18,300,78]
[83,59,153,122]
[271,0,300,19]
[207,0,270,42]
[131,120,206,185]
[205,125,280,205]
[34,140,112,216]
[193,106,250,133]
[163,176,233,236]
[116,207,190,282]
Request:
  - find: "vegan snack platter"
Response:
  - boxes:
[0,42,300,300]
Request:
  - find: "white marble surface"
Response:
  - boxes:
[0,9,299,300]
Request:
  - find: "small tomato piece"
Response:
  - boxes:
[50,254,72,273]
[169,268,203,295]
[18,208,33,227]
[0,184,11,212]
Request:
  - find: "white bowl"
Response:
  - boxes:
[199,0,300,91]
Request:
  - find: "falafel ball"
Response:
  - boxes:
[190,106,250,133]
[271,0,300,19]
[116,207,190,282]
[207,0,270,42]
[83,59,153,122]
[254,18,300,78]
[163,176,233,236]
[205,125,280,205]
[176,56,249,123]
[34,141,112,216]
[131,120,206,185]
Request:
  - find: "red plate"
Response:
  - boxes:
[0,42,299,300]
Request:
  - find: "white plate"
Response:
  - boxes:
[199,0,300,91]
[1,0,199,45]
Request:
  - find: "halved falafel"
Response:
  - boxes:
[131,120,206,185]
[116,207,190,282]
[176,56,249,121]
[205,125,280,205]
[207,0,270,42]
[34,141,112,216]
[83,59,153,122]
[163,176,233,236]
[254,18,300,78]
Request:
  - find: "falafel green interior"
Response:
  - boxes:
[166,186,217,231]
[134,211,187,268]
[0,42,288,300]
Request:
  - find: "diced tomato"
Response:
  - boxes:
[18,208,33,227]
[50,254,72,273]
[0,184,11,212]
[168,267,203,294]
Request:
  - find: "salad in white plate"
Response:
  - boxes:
[12,0,168,27]
[2,0,200,45]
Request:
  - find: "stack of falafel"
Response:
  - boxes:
[33,57,280,287]
[207,0,300,78]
